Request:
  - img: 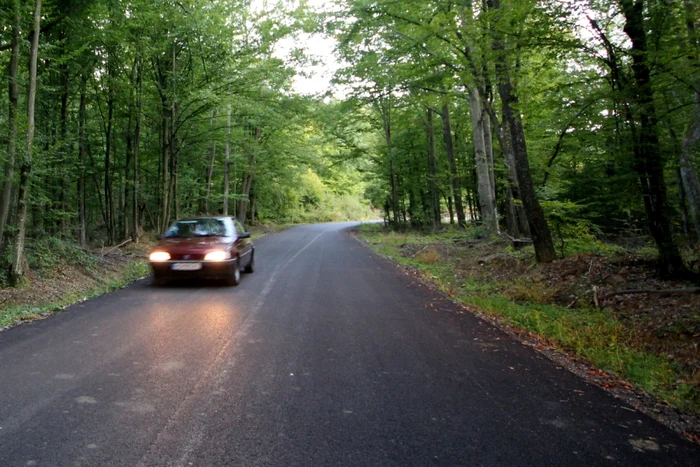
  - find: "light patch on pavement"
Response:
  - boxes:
[75,396,97,404]
[87,444,98,449]
[629,438,660,452]
[55,373,75,380]
[157,361,185,372]
[541,418,568,429]
[115,401,156,413]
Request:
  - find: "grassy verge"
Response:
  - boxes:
[356,223,699,414]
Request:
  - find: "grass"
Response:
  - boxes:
[355,223,699,414]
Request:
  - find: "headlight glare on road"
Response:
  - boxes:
[204,250,230,261]
[149,251,171,262]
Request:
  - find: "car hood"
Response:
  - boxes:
[155,237,232,253]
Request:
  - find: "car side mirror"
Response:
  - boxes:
[238,232,251,239]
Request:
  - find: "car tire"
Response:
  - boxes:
[226,259,241,286]
[244,251,255,273]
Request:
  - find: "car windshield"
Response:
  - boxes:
[165,219,231,238]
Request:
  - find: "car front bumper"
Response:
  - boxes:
[150,259,237,281]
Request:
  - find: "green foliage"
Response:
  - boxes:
[25,237,96,274]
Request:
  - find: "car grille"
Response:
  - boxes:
[170,253,206,261]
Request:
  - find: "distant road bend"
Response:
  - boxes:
[0,222,697,466]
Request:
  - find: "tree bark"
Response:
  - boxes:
[618,0,689,277]
[378,99,400,225]
[0,3,20,252]
[104,60,115,244]
[426,108,441,229]
[469,87,498,233]
[679,0,700,241]
[224,104,231,215]
[205,109,216,214]
[9,0,41,285]
[132,61,141,242]
[488,0,554,263]
[238,126,260,224]
[78,77,87,247]
[442,103,466,227]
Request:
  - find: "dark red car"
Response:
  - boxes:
[149,216,254,286]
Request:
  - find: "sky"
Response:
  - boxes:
[253,0,342,97]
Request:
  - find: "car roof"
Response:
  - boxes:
[175,216,234,221]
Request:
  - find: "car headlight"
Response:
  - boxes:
[204,250,230,261]
[149,251,171,262]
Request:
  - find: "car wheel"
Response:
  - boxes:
[244,251,255,273]
[226,259,241,286]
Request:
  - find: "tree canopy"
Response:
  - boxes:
[0,0,699,283]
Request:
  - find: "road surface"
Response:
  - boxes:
[0,223,697,466]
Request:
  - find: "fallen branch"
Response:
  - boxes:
[598,288,700,302]
[100,239,132,258]
[412,245,429,258]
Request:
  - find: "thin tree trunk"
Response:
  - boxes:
[619,0,689,277]
[426,108,441,229]
[9,0,41,285]
[442,103,466,228]
[488,0,554,262]
[238,127,260,224]
[78,78,87,247]
[680,96,700,240]
[679,0,700,240]
[469,87,498,232]
[224,104,231,216]
[0,3,20,252]
[105,61,115,244]
[378,99,400,225]
[160,96,170,233]
[205,109,216,214]
[132,61,141,242]
[486,103,529,237]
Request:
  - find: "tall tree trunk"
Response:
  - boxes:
[78,78,87,247]
[0,3,20,252]
[469,87,498,233]
[132,61,141,242]
[619,0,689,277]
[486,103,529,237]
[680,96,700,239]
[9,0,41,285]
[205,109,216,214]
[238,127,260,224]
[679,0,700,241]
[104,62,115,244]
[442,103,466,227]
[224,104,231,215]
[378,99,400,225]
[426,108,441,229]
[159,96,170,233]
[488,0,554,262]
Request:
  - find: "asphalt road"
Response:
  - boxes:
[0,223,697,466]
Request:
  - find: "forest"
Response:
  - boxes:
[0,0,699,286]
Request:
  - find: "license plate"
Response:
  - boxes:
[172,262,202,271]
